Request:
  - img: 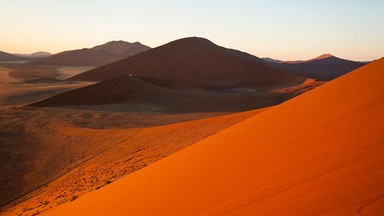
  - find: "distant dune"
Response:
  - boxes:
[29,41,150,66]
[279,54,366,80]
[69,37,304,87]
[0,51,29,61]
[31,76,200,107]
[30,75,320,112]
[45,58,384,215]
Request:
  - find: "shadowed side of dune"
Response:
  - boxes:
[30,76,165,106]
[45,58,384,216]
[29,76,216,111]
[29,75,318,112]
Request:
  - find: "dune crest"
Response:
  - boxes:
[44,58,384,216]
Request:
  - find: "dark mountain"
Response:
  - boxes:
[69,37,304,88]
[278,54,366,80]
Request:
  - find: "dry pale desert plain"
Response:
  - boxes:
[0,39,382,216]
[40,58,384,215]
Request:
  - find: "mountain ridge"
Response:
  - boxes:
[266,54,367,80]
[0,51,30,61]
[29,40,150,66]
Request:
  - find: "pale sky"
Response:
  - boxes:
[1,0,383,61]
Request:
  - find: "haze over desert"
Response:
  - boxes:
[1,1,383,216]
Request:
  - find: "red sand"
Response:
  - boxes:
[0,107,269,215]
[44,58,384,215]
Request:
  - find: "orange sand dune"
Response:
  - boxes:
[45,58,384,215]
[1,108,267,216]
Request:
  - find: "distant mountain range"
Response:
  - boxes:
[263,54,366,80]
[29,41,151,66]
[0,51,30,61]
[3,39,366,81]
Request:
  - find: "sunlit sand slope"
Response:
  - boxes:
[45,58,384,215]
